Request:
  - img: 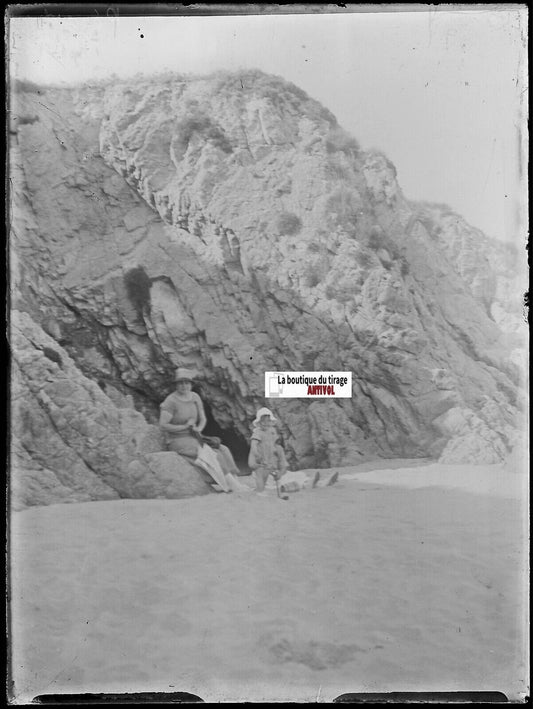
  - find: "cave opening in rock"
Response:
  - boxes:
[193,390,251,475]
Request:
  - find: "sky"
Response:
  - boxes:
[8,7,528,245]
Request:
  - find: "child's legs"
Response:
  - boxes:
[254,467,270,492]
[274,445,288,475]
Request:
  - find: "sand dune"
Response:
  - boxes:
[9,461,528,703]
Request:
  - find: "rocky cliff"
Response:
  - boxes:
[9,71,526,508]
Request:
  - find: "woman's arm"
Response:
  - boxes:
[159,409,195,434]
[191,394,207,433]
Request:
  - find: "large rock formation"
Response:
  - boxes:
[10,311,212,510]
[9,71,526,507]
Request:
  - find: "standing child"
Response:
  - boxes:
[248,407,339,494]
[248,408,288,494]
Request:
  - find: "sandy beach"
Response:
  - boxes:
[9,460,528,704]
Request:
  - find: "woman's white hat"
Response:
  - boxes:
[253,407,277,426]
[175,367,197,382]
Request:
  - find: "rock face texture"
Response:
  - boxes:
[9,71,526,507]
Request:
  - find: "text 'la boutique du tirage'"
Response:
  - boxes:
[264,372,352,398]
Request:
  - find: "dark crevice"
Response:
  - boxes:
[196,392,250,472]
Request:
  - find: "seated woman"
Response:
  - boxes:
[159,367,248,493]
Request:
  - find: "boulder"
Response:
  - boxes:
[144,452,212,498]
